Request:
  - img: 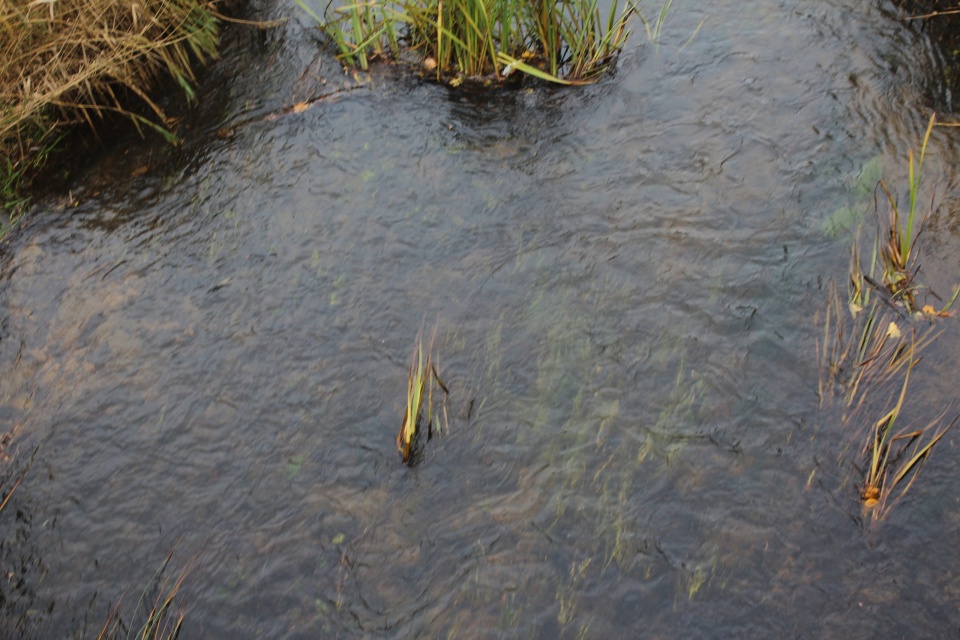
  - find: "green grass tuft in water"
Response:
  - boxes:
[297,0,672,86]
[397,324,449,465]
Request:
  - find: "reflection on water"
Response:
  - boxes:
[2,0,960,636]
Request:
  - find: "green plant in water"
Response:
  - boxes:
[821,114,955,409]
[397,327,449,464]
[300,0,669,85]
[297,0,401,70]
[494,0,638,85]
[874,113,960,314]
[821,155,883,239]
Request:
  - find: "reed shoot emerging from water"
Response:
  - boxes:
[875,113,935,313]
[397,328,449,464]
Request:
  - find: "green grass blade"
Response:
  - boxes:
[295,0,324,23]
[498,52,581,85]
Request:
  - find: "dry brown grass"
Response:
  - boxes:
[1,0,222,171]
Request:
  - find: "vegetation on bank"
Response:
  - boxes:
[0,0,224,226]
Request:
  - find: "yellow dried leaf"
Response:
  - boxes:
[886,322,901,339]
[922,305,936,315]
[292,102,310,113]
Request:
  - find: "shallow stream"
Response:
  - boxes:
[3,0,960,637]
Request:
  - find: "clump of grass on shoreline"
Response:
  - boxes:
[297,0,669,86]
[1,0,224,219]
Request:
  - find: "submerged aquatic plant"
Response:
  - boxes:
[299,0,669,85]
[397,327,449,464]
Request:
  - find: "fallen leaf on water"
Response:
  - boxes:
[886,322,901,339]
[293,102,310,113]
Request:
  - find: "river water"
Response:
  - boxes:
[2,0,960,637]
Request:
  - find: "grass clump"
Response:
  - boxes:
[1,0,223,213]
[397,326,449,465]
[298,0,669,86]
